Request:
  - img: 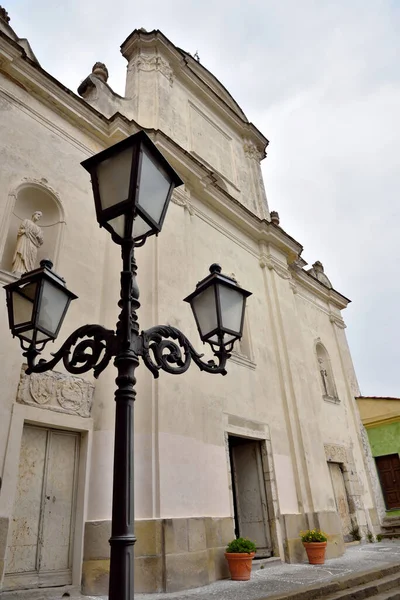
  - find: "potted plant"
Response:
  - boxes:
[225,537,257,581]
[300,529,328,564]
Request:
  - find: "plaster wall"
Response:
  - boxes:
[368,422,400,457]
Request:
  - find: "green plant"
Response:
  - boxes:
[226,537,257,554]
[349,524,362,541]
[300,529,327,543]
[366,530,374,543]
[376,534,383,542]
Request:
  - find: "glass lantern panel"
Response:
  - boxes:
[219,285,244,335]
[107,214,126,239]
[192,285,218,338]
[12,282,37,326]
[137,148,172,226]
[23,328,50,342]
[96,147,133,211]
[132,214,152,240]
[37,280,70,336]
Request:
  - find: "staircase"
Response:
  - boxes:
[381,516,400,539]
[267,564,400,600]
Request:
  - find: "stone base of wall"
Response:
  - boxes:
[0,516,9,587]
[282,511,345,563]
[82,517,234,595]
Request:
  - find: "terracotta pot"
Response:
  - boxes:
[225,552,255,581]
[303,541,327,564]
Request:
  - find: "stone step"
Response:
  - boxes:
[380,533,400,539]
[252,556,281,571]
[264,564,400,600]
[372,591,400,600]
[382,518,400,528]
[326,573,400,599]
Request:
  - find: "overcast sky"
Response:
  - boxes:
[7,0,400,396]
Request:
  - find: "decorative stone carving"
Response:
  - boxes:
[329,313,346,329]
[259,255,291,280]
[12,211,44,274]
[243,140,262,161]
[307,261,332,289]
[17,367,94,418]
[270,211,280,226]
[92,62,109,83]
[0,6,10,23]
[324,443,347,464]
[171,186,194,215]
[129,55,174,86]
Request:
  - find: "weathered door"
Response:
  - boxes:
[328,462,352,540]
[375,454,400,510]
[4,425,80,590]
[230,438,272,557]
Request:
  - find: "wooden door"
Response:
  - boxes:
[230,438,272,557]
[375,454,400,510]
[4,425,80,590]
[328,462,352,540]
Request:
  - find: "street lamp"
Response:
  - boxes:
[4,131,251,600]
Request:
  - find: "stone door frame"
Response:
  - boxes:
[223,417,283,559]
[0,401,93,591]
[324,444,361,536]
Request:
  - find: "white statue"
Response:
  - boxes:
[12,211,44,274]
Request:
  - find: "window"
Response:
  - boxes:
[316,342,339,403]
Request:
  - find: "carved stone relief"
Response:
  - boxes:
[243,140,262,161]
[171,186,194,215]
[128,55,174,86]
[17,367,94,418]
[324,443,347,464]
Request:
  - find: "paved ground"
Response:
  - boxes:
[6,541,400,600]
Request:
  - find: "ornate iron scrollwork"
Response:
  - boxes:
[24,324,117,378]
[141,325,229,378]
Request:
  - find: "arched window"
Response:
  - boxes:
[316,342,339,403]
[0,181,64,276]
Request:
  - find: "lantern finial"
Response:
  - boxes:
[209,263,221,274]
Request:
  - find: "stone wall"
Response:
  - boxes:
[82,517,234,595]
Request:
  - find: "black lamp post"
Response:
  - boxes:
[4,131,251,600]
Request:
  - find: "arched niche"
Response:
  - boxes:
[0,181,64,275]
[315,341,339,402]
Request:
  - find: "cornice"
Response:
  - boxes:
[290,264,350,310]
[0,32,130,145]
[363,415,400,429]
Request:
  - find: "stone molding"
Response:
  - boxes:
[128,55,174,86]
[260,255,291,280]
[171,186,194,215]
[229,350,257,370]
[329,313,347,329]
[17,366,94,417]
[324,443,347,464]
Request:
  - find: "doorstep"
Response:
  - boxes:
[252,557,282,571]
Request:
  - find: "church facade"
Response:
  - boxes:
[0,8,380,595]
